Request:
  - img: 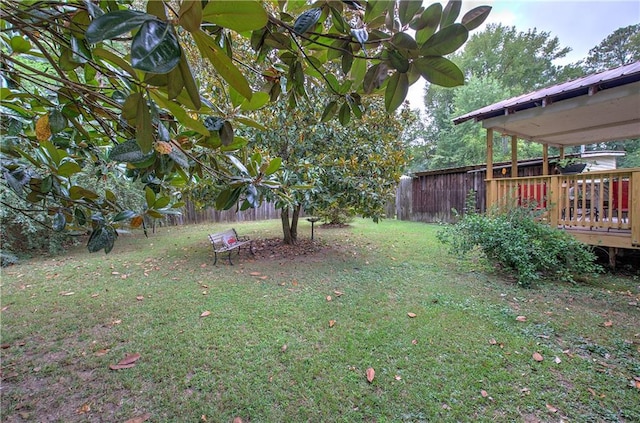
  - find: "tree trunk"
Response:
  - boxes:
[281,205,301,245]
[290,204,301,242]
[281,208,294,245]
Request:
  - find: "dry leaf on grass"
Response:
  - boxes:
[334,290,344,297]
[326,295,332,301]
[489,338,497,345]
[233,418,243,423]
[136,295,144,301]
[366,367,375,383]
[329,320,336,328]
[249,272,261,276]
[407,312,417,318]
[124,413,151,423]
[603,320,613,327]
[411,339,418,345]
[480,390,488,398]
[200,311,211,318]
[281,344,287,352]
[516,315,527,322]
[60,292,75,296]
[109,353,141,370]
[94,348,110,356]
[546,404,558,413]
[532,352,544,362]
[76,403,91,414]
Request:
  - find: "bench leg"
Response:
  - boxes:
[228,250,233,265]
[213,251,218,265]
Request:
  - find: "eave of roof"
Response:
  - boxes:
[453,61,640,126]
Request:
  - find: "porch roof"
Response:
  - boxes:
[452,61,640,147]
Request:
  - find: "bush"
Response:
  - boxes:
[437,205,601,287]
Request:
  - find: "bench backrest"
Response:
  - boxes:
[209,229,238,248]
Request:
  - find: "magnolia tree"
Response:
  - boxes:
[0,0,490,252]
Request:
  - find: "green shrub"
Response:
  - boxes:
[437,205,601,287]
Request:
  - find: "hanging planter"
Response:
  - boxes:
[557,159,587,174]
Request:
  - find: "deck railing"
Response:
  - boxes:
[487,169,639,249]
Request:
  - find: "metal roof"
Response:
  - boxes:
[452,61,640,147]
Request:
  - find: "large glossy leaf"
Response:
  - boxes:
[240,91,270,111]
[338,102,351,125]
[192,30,252,100]
[52,211,66,231]
[440,0,462,28]
[87,226,116,253]
[363,63,389,94]
[264,157,282,176]
[131,20,181,74]
[85,10,152,43]
[414,56,464,87]
[178,52,201,109]
[420,24,468,56]
[149,91,209,135]
[93,47,139,80]
[58,161,82,177]
[321,100,338,122]
[398,0,422,26]
[202,1,268,32]
[461,6,492,31]
[385,72,409,112]
[109,139,154,163]
[179,0,202,33]
[293,8,322,35]
[135,94,153,153]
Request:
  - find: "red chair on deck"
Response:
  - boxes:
[518,183,547,210]
[611,180,629,222]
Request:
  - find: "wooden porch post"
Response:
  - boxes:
[486,128,494,209]
[511,135,518,177]
[542,144,549,175]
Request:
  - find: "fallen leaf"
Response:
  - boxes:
[489,338,497,345]
[326,295,332,301]
[407,312,417,318]
[111,319,122,326]
[200,311,211,318]
[412,339,418,345]
[292,280,298,286]
[329,320,336,328]
[281,344,287,353]
[366,367,375,383]
[136,296,144,301]
[202,291,208,295]
[119,353,141,365]
[603,320,613,327]
[516,315,527,322]
[201,415,207,421]
[1,343,10,349]
[95,348,110,356]
[60,292,75,296]
[554,356,562,364]
[233,418,243,423]
[259,276,268,280]
[546,404,558,413]
[395,375,402,380]
[91,293,99,298]
[480,390,488,398]
[109,363,136,370]
[533,352,544,362]
[124,413,151,423]
[334,290,344,297]
[249,272,261,276]
[76,403,91,414]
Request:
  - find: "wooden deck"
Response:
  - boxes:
[487,169,639,250]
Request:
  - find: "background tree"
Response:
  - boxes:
[419,23,583,170]
[584,23,640,72]
[0,0,491,254]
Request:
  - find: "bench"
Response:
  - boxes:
[208,229,254,265]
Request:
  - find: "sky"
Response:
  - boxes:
[406,0,640,111]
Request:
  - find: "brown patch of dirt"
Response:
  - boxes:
[250,238,331,262]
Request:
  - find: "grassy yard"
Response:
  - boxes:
[1,219,639,422]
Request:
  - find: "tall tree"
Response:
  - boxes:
[0,0,491,253]
[584,24,640,72]
[421,23,577,170]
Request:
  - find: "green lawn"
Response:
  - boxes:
[1,219,639,422]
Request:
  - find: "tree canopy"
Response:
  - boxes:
[0,0,491,253]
